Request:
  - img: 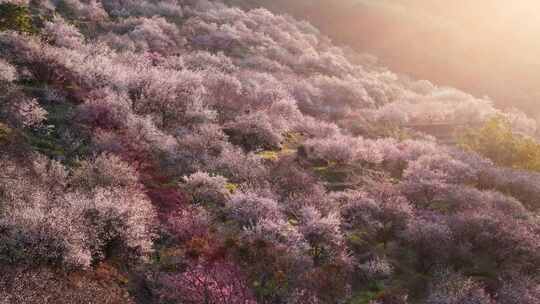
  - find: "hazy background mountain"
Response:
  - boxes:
[232,0,540,119]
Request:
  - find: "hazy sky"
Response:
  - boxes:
[250,0,540,116]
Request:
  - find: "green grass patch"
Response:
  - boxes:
[225,182,239,193]
[256,150,279,161]
[0,122,12,143]
[0,3,38,34]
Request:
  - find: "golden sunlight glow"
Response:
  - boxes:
[276,0,540,116]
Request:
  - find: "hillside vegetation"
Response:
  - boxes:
[1,1,540,303]
[236,0,540,122]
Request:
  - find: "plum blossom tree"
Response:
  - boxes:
[425,270,495,304]
[226,191,282,228]
[181,171,230,206]
[11,98,47,128]
[497,276,540,304]
[298,206,345,265]
[0,59,16,83]
[67,187,156,263]
[449,210,540,273]
[238,217,313,302]
[0,153,156,269]
[338,188,413,255]
[159,260,257,304]
[307,75,373,120]
[0,266,135,304]
[102,16,185,54]
[102,0,183,18]
[211,146,268,184]
[181,51,238,73]
[401,153,476,206]
[477,167,540,211]
[166,205,210,243]
[268,156,325,202]
[43,17,85,49]
[436,185,527,216]
[404,214,454,272]
[358,256,393,281]
[54,0,108,22]
[71,153,140,189]
[224,111,283,151]
[300,133,388,166]
[75,89,132,130]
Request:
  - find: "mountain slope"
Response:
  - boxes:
[238,0,540,121]
[0,1,540,303]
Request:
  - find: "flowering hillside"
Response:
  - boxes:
[1,1,540,303]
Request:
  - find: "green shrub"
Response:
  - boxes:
[0,3,37,34]
[0,122,12,143]
[459,116,540,171]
